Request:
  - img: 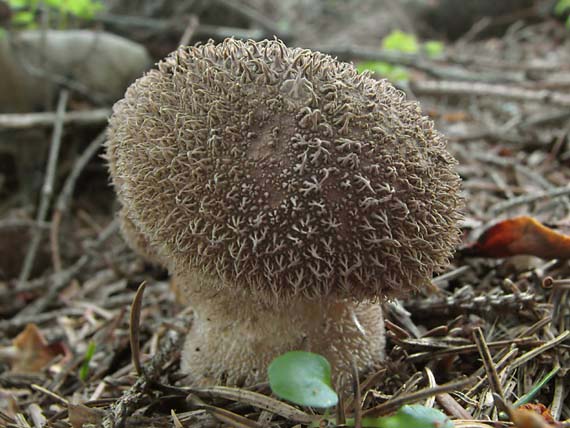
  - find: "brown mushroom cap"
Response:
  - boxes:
[107,38,462,305]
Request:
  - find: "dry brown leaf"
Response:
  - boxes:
[462,216,570,259]
[8,324,66,373]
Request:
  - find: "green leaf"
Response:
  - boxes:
[79,341,96,381]
[380,405,453,428]
[555,0,570,15]
[357,61,410,83]
[268,351,338,409]
[8,0,31,8]
[384,66,410,82]
[423,40,444,58]
[45,0,63,8]
[66,0,103,19]
[45,0,103,19]
[514,365,560,407]
[382,30,418,54]
[357,61,391,75]
[12,10,34,24]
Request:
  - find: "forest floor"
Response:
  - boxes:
[1,2,570,427]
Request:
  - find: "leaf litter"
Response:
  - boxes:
[1,18,570,428]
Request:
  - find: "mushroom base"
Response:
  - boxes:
[179,274,386,389]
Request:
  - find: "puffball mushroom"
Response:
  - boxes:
[106,39,462,387]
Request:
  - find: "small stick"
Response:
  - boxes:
[423,367,437,408]
[435,393,473,420]
[550,374,565,421]
[0,108,109,129]
[178,15,199,47]
[488,185,570,216]
[50,129,106,271]
[171,410,184,428]
[412,80,570,108]
[432,265,472,285]
[31,384,69,405]
[363,377,475,417]
[189,386,315,423]
[18,90,69,288]
[508,331,570,370]
[50,210,64,272]
[473,328,505,406]
[407,337,540,362]
[130,282,147,377]
[466,348,518,398]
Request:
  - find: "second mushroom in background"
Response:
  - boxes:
[106,38,463,388]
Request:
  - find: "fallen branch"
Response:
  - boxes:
[18,90,69,287]
[98,14,267,42]
[412,80,570,107]
[316,45,523,83]
[489,186,570,215]
[50,129,106,271]
[0,108,110,130]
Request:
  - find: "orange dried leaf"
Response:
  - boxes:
[462,216,570,259]
[518,404,556,424]
[9,324,65,373]
[511,408,560,428]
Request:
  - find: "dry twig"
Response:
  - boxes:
[18,90,69,288]
[0,108,110,129]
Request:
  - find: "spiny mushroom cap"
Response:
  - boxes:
[107,38,462,305]
[118,207,164,266]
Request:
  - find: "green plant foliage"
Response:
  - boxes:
[11,10,35,25]
[7,0,35,28]
[46,0,103,19]
[269,352,453,428]
[357,30,444,83]
[79,341,96,381]
[7,0,27,7]
[555,0,570,27]
[497,365,561,420]
[345,405,453,428]
[515,364,560,407]
[6,0,102,29]
[356,61,410,82]
[423,40,444,58]
[555,0,570,15]
[268,351,338,408]
[382,29,419,53]
[379,405,454,428]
